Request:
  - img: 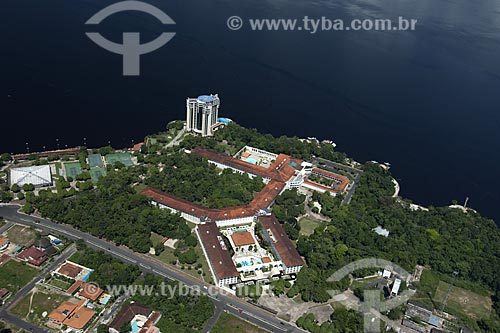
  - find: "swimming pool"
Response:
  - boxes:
[100,295,111,305]
[245,157,258,164]
[131,321,141,333]
[238,258,263,267]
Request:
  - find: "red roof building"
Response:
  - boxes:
[0,288,10,299]
[260,215,304,274]
[17,247,47,266]
[196,223,239,286]
[0,254,10,266]
[231,232,255,247]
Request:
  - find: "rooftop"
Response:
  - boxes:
[79,282,104,301]
[10,165,52,187]
[57,262,83,278]
[67,280,84,295]
[197,95,215,103]
[260,215,304,268]
[192,148,302,183]
[108,303,152,331]
[18,247,46,261]
[0,238,9,248]
[64,306,96,329]
[49,301,79,323]
[140,179,284,222]
[231,232,255,247]
[197,223,239,280]
[0,288,9,299]
[310,168,350,192]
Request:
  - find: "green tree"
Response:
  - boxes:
[22,183,35,192]
[23,202,34,214]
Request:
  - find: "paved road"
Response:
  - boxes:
[165,128,185,148]
[0,244,76,332]
[202,303,223,333]
[342,171,362,206]
[0,206,304,333]
[0,221,12,234]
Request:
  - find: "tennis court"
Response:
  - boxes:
[64,162,82,178]
[88,154,104,168]
[105,152,133,167]
[90,167,107,183]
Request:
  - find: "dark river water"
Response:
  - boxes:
[1,0,500,223]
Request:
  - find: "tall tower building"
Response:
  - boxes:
[186,94,220,137]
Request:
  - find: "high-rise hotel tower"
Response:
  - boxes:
[186,94,220,137]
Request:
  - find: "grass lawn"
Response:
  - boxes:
[350,276,381,290]
[55,162,62,177]
[10,290,69,326]
[434,281,492,320]
[411,269,492,321]
[7,225,38,246]
[210,312,269,333]
[0,261,38,296]
[299,217,321,236]
[47,277,72,291]
[134,183,147,193]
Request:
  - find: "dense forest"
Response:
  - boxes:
[31,169,191,253]
[180,123,347,164]
[272,189,306,240]
[292,163,500,331]
[145,152,264,208]
[70,241,141,287]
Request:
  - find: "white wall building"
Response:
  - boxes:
[186,94,220,137]
[9,165,52,187]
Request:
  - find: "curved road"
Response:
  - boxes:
[0,205,304,333]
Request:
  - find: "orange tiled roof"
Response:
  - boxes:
[231,232,255,247]
[192,148,302,183]
[0,238,9,247]
[63,306,96,329]
[79,282,104,301]
[48,301,78,323]
[57,262,83,278]
[310,168,350,192]
[66,280,84,295]
[140,180,284,222]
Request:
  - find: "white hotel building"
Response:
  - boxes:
[186,94,220,137]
